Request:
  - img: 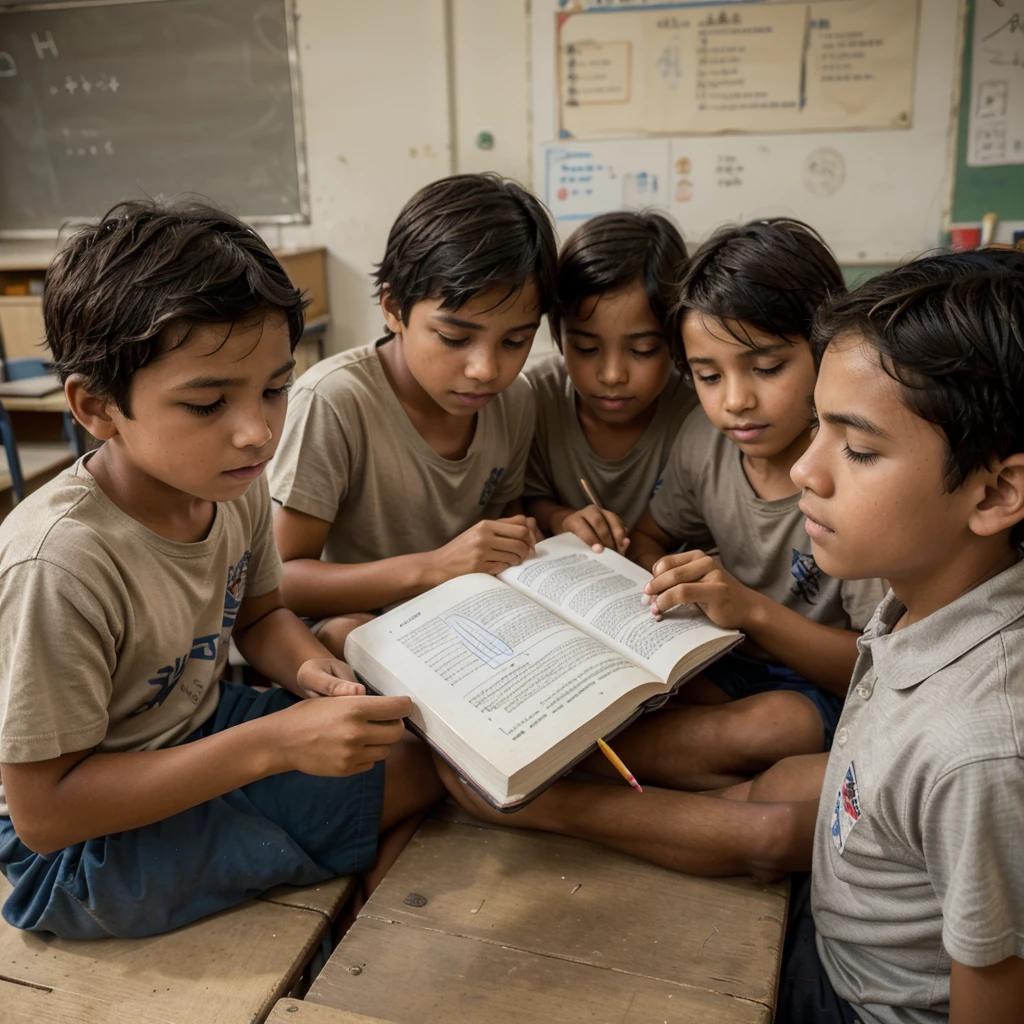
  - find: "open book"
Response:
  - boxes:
[345,535,742,809]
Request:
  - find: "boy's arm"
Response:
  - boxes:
[646,550,858,694]
[950,957,1024,1024]
[231,587,362,698]
[629,510,678,571]
[1,692,411,855]
[274,505,538,616]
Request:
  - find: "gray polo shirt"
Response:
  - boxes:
[812,558,1024,1024]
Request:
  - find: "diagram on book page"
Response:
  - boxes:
[444,613,515,669]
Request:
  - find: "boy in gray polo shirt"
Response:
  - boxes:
[780,248,1024,1023]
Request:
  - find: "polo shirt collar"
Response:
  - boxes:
[862,557,1024,691]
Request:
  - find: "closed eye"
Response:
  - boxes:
[437,331,471,347]
[843,443,878,464]
[753,363,784,378]
[182,397,226,416]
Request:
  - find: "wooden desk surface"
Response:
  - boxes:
[307,803,788,1024]
[0,388,68,413]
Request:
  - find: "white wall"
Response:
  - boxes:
[275,0,534,355]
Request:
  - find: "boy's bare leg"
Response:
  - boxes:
[363,733,444,895]
[581,691,824,791]
[436,752,827,880]
[314,612,376,659]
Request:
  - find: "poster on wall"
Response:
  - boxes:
[966,0,1024,167]
[556,0,920,138]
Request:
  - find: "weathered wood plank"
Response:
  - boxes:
[360,816,786,1004]
[308,917,770,1024]
[267,997,396,1023]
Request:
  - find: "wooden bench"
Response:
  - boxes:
[269,997,394,1022]
[0,872,358,1024]
[303,801,789,1024]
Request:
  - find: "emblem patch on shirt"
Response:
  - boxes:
[649,475,664,499]
[478,467,506,507]
[831,761,861,855]
[222,550,251,633]
[790,549,823,605]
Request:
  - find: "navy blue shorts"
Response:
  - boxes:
[0,681,385,939]
[702,650,845,749]
[776,875,861,1024]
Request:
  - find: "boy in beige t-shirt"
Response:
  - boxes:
[271,174,558,652]
[0,200,442,939]
[523,211,698,549]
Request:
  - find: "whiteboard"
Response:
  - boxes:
[531,0,963,263]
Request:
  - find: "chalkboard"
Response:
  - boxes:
[0,0,308,235]
[950,0,1024,224]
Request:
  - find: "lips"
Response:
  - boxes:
[800,502,834,537]
[451,391,496,408]
[224,460,268,481]
[726,423,768,442]
[593,394,634,411]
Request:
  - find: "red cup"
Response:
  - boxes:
[950,225,982,251]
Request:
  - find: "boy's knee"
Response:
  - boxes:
[314,612,375,658]
[724,691,824,760]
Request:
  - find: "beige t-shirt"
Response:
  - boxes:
[523,356,698,529]
[649,407,886,645]
[0,459,282,816]
[269,342,535,565]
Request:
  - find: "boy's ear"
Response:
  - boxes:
[65,376,120,442]
[970,453,1024,539]
[379,284,404,336]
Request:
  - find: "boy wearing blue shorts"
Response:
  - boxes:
[0,199,443,939]
[626,220,886,791]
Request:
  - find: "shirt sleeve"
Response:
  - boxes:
[0,560,117,762]
[493,375,536,508]
[269,385,353,524]
[840,577,889,632]
[245,476,284,597]
[922,755,1024,967]
[647,431,715,547]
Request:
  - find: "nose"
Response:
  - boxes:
[597,352,627,387]
[464,345,499,384]
[723,374,756,414]
[232,404,273,451]
[791,429,832,496]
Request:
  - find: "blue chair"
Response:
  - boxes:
[3,357,84,458]
[0,400,26,504]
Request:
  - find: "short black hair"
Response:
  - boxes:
[813,248,1024,545]
[674,218,845,366]
[372,173,557,337]
[44,197,306,416]
[550,210,688,349]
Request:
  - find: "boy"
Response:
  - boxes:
[624,219,886,790]
[270,174,557,652]
[0,199,443,939]
[440,249,1024,1024]
[441,249,1024,1023]
[524,210,698,555]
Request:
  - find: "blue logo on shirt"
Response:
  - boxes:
[790,549,823,605]
[478,467,506,506]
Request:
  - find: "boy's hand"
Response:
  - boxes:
[295,658,366,699]
[644,549,757,630]
[557,504,630,555]
[277,694,412,777]
[431,516,539,579]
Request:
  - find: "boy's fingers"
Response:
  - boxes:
[650,549,701,579]
[648,556,717,592]
[346,694,412,720]
[569,517,603,550]
[583,507,616,548]
[652,581,726,613]
[487,536,531,564]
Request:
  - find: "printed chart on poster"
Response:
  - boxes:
[967,0,1024,167]
[531,0,961,263]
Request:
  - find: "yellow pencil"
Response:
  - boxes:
[596,737,643,793]
[580,476,603,509]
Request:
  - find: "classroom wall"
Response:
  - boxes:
[276,0,534,356]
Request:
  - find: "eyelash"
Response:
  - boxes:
[843,443,878,465]
[573,346,660,358]
[437,332,528,350]
[695,364,783,385]
[183,384,291,417]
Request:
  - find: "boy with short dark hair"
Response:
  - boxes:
[524,210,698,555]
[270,174,557,651]
[623,219,886,791]
[0,199,443,939]
[441,248,1024,1023]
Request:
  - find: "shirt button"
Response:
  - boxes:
[856,684,873,700]
[836,727,849,746]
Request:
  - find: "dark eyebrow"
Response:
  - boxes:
[176,358,295,391]
[686,343,788,366]
[434,314,540,333]
[823,411,893,440]
[626,330,665,341]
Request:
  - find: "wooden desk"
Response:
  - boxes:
[306,803,788,1024]
[0,388,67,414]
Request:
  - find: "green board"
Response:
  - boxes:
[951,0,1024,224]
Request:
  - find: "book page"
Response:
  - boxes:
[344,573,656,779]
[499,535,737,682]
